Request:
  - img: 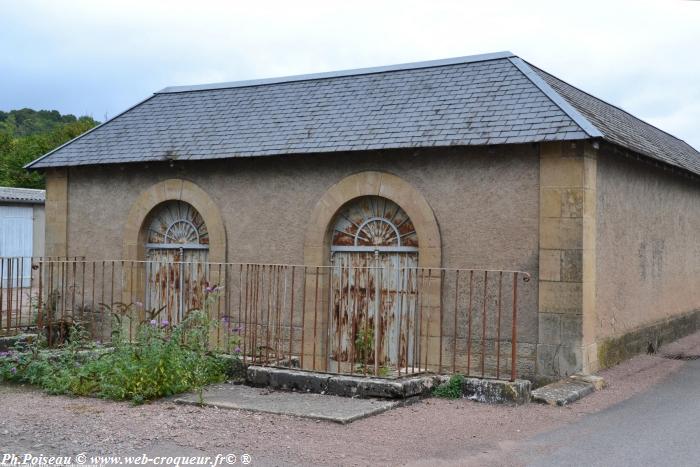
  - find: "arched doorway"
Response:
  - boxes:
[143,200,209,323]
[328,196,419,373]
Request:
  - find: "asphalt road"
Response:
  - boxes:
[525,358,700,467]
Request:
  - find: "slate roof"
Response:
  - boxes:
[532,65,700,176]
[27,51,700,177]
[0,187,45,204]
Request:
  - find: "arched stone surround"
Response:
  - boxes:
[301,171,442,370]
[123,178,227,263]
[304,171,441,268]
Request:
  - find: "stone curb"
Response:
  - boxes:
[532,373,606,406]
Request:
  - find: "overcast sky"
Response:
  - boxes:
[1,0,699,148]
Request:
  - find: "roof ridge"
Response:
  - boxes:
[528,63,699,153]
[508,57,603,139]
[157,51,515,94]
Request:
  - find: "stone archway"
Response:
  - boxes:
[121,179,227,325]
[302,171,441,371]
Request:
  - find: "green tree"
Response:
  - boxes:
[0,111,98,189]
[0,108,83,137]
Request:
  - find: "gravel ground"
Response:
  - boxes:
[1,331,699,467]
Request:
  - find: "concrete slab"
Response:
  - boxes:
[173,383,400,424]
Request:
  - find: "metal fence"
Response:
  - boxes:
[0,257,531,381]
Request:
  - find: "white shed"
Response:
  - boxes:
[0,187,45,286]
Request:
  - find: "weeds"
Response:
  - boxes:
[0,287,236,404]
[432,374,464,399]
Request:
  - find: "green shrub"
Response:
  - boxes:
[432,374,465,399]
[0,289,235,404]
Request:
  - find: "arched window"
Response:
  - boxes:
[328,196,419,371]
[331,196,418,253]
[142,201,209,321]
[145,201,209,251]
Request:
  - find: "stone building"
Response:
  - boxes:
[27,51,700,379]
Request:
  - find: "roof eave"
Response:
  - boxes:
[0,198,45,204]
[602,140,700,181]
[28,135,596,169]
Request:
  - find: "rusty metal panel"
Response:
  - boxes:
[328,195,420,374]
[145,249,209,323]
[144,200,210,323]
[329,252,417,373]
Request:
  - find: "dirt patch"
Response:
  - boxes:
[1,331,698,466]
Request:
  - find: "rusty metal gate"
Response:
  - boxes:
[144,201,209,323]
[329,196,419,373]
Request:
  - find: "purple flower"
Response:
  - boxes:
[149,319,157,326]
[234,347,241,354]
[0,352,9,358]
[160,319,169,327]
[10,367,16,374]
[204,283,218,293]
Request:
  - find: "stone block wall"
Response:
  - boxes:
[537,141,597,377]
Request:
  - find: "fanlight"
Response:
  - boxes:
[146,201,209,248]
[331,197,418,252]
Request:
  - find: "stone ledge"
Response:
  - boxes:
[432,375,531,405]
[247,366,436,399]
[247,366,532,404]
[464,376,531,405]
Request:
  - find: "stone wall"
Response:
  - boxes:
[45,146,542,375]
[44,140,700,378]
[594,145,700,367]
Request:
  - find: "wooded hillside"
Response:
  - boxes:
[0,109,98,189]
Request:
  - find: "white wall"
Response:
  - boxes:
[0,203,44,286]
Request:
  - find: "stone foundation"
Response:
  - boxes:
[597,309,700,369]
